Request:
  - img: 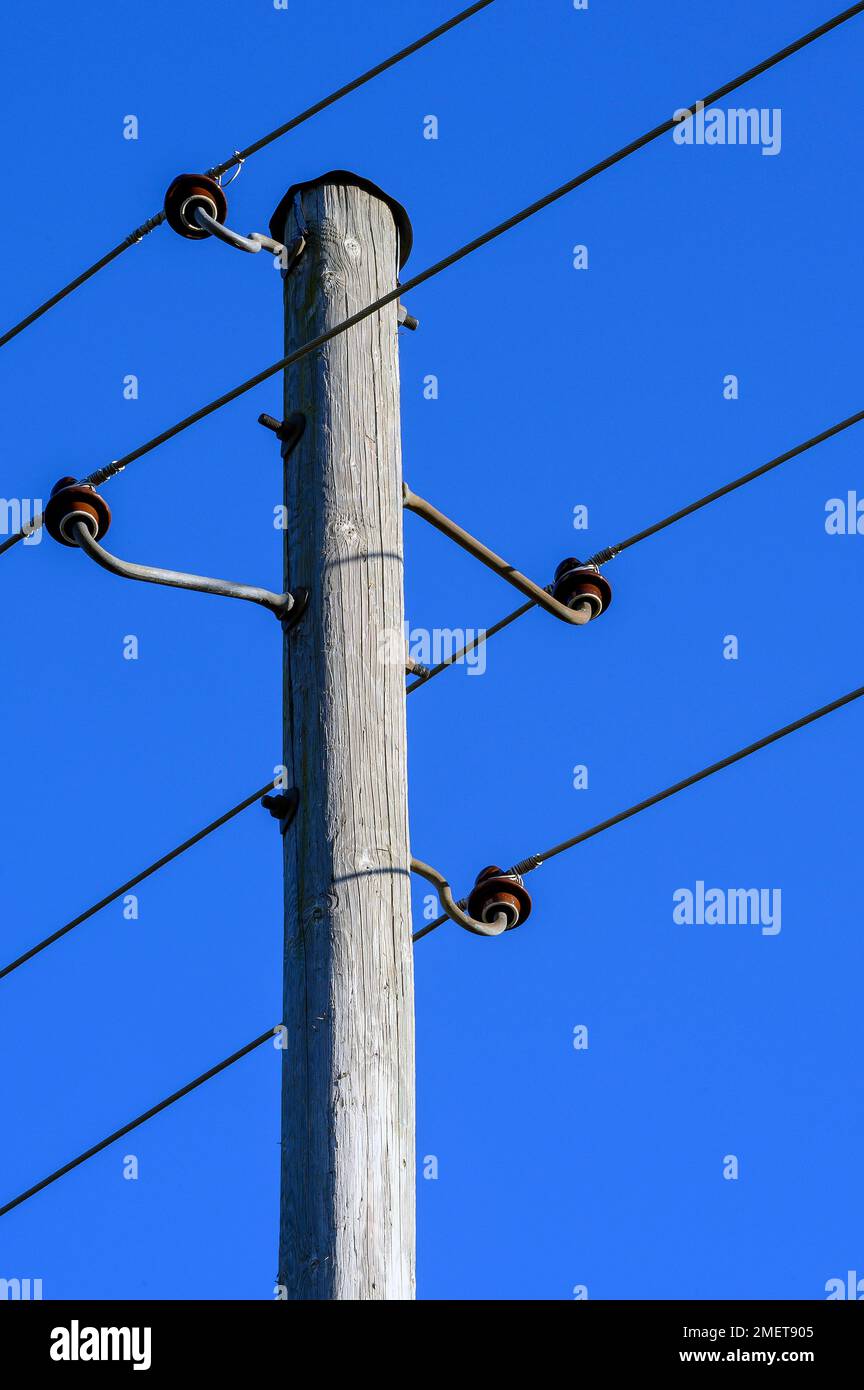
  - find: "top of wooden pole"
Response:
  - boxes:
[269,168,414,268]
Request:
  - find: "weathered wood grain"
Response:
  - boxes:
[276,179,414,1300]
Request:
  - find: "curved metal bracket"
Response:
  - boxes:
[192,204,306,273]
[192,203,287,257]
[410,858,508,938]
[69,518,300,622]
[402,484,593,625]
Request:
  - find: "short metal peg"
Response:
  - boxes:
[258,412,307,455]
[262,789,300,835]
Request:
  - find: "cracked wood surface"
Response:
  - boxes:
[277,179,415,1300]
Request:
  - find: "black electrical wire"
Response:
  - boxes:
[413,682,864,940]
[0,1028,278,1219]
[208,1,496,175]
[0,781,275,982]
[407,403,864,693]
[0,213,165,351]
[405,600,534,693]
[0,1,495,352]
[5,0,863,559]
[587,406,864,567]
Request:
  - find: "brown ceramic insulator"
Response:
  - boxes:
[163,173,228,239]
[467,865,532,929]
[575,579,603,606]
[44,480,112,547]
[551,560,612,617]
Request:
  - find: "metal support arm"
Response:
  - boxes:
[402,484,592,625]
[193,204,288,258]
[410,858,508,938]
[70,520,302,622]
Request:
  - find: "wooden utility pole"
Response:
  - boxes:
[272,173,415,1300]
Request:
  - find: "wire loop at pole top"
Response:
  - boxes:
[216,155,245,189]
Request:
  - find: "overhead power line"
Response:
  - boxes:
[413,682,864,940]
[408,404,864,692]
[5,669,858,1191]
[0,213,166,353]
[0,1,495,352]
[587,405,864,567]
[4,0,863,559]
[0,1028,278,1219]
[406,600,534,693]
[206,0,496,174]
[0,781,275,982]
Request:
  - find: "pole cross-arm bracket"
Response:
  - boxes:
[402,483,611,624]
[71,521,306,624]
[43,478,307,627]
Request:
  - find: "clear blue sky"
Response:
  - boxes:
[1,0,862,1301]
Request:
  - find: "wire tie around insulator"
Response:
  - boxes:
[219,155,245,189]
[126,214,164,248]
[86,461,124,488]
[508,855,543,877]
[204,152,245,186]
[586,545,621,568]
[405,657,431,679]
